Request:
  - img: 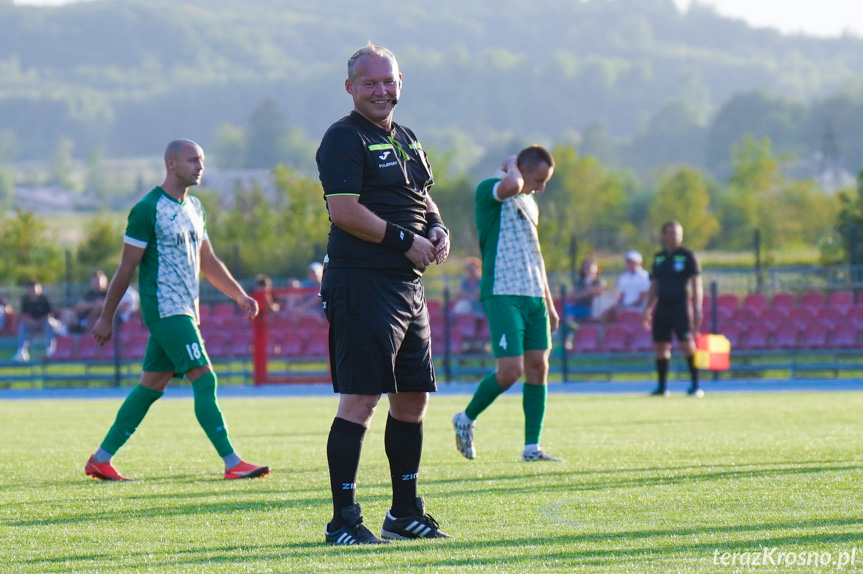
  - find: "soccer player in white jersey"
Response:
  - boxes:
[452,146,563,462]
[84,139,269,481]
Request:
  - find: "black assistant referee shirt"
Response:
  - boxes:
[650,247,701,305]
[316,111,434,277]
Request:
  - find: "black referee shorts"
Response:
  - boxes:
[652,301,693,343]
[320,267,436,395]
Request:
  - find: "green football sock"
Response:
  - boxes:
[99,384,164,455]
[522,382,547,446]
[464,372,506,421]
[191,371,234,457]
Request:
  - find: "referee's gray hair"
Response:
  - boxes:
[347,42,398,81]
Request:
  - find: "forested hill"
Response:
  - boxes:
[3,0,863,175]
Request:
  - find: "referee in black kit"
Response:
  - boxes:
[316,42,452,545]
[642,220,704,397]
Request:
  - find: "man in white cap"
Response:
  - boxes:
[603,250,651,323]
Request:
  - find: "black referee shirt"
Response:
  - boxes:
[316,111,434,277]
[650,247,701,305]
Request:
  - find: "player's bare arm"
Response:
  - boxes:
[691,275,704,333]
[200,239,259,320]
[91,243,145,345]
[642,279,659,330]
[495,155,525,200]
[424,196,450,265]
[545,282,560,333]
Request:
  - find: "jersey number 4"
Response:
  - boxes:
[498,334,507,350]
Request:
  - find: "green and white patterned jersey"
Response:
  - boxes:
[123,187,208,325]
[475,178,547,300]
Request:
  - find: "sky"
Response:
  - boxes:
[12,0,863,39]
[672,0,862,37]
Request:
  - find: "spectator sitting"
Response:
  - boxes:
[117,286,141,324]
[292,262,325,320]
[15,281,66,361]
[279,263,325,321]
[0,290,12,332]
[63,270,108,333]
[452,256,483,317]
[255,274,280,314]
[566,257,606,321]
[602,250,651,323]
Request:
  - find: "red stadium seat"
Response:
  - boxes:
[47,336,76,361]
[211,303,236,318]
[759,307,787,331]
[77,336,106,360]
[731,307,759,329]
[740,324,770,350]
[475,317,490,339]
[787,307,815,329]
[304,331,329,357]
[452,314,479,338]
[770,292,796,312]
[848,306,863,329]
[742,293,768,313]
[815,307,844,329]
[222,331,252,357]
[602,325,630,352]
[617,310,642,326]
[830,322,859,348]
[828,290,854,310]
[799,291,825,311]
[203,332,229,357]
[630,328,654,351]
[426,299,442,319]
[277,333,304,357]
[124,332,150,361]
[716,323,742,348]
[772,321,801,349]
[800,320,830,349]
[571,326,601,353]
[715,294,739,313]
[198,303,212,321]
[432,333,465,356]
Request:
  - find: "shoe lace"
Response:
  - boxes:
[421,513,440,530]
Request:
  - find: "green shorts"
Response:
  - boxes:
[142,315,211,376]
[482,295,551,358]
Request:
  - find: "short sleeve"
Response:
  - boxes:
[689,251,702,276]
[317,125,364,196]
[124,200,154,249]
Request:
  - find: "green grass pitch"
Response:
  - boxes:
[2,390,862,573]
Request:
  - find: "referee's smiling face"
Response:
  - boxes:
[345,55,401,130]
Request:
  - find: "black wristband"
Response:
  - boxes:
[381,221,415,253]
[425,212,448,236]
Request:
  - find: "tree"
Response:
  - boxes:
[0,209,64,284]
[715,135,780,250]
[538,145,631,270]
[210,123,247,169]
[245,99,288,169]
[0,130,18,211]
[50,137,75,189]
[203,167,329,279]
[648,167,719,250]
[74,215,123,282]
[829,171,863,264]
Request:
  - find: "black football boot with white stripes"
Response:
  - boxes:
[325,503,390,545]
[380,497,452,540]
